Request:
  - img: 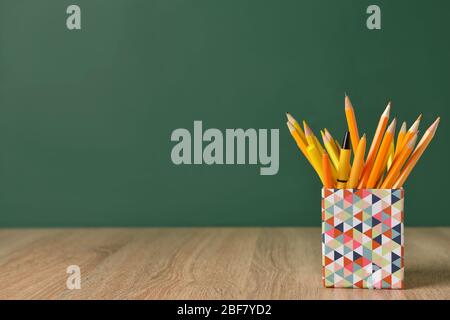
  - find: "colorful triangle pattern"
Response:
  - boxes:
[322,188,404,289]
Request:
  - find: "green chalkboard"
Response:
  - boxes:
[0,0,448,226]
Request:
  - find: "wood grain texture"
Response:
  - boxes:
[0,228,449,300]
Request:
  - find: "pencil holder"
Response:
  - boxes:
[321,188,404,289]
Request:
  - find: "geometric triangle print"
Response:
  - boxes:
[373,234,382,245]
[372,263,381,272]
[391,252,401,262]
[392,223,401,234]
[372,217,381,227]
[354,223,363,232]
[392,235,402,245]
[322,188,404,289]
[372,194,381,204]
[391,193,401,204]
[392,261,401,273]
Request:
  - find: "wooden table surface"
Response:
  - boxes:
[0,228,449,300]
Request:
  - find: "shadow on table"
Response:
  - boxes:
[406,267,450,289]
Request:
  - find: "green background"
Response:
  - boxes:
[0,0,448,227]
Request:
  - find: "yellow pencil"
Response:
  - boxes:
[335,139,341,153]
[322,153,335,188]
[394,114,421,162]
[393,117,440,188]
[394,121,407,158]
[387,140,395,170]
[303,120,325,155]
[307,144,325,184]
[286,112,306,144]
[376,175,384,188]
[303,121,316,145]
[359,102,391,188]
[314,135,326,155]
[324,128,340,156]
[380,139,395,183]
[287,121,313,165]
[347,134,366,188]
[381,133,418,188]
[321,131,340,170]
[366,119,396,188]
[345,94,360,152]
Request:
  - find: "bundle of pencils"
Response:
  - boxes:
[286,94,440,189]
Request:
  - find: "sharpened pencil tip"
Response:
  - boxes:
[286,112,297,125]
[410,115,421,132]
[429,117,441,133]
[345,95,353,110]
[324,129,333,141]
[400,121,407,132]
[286,121,295,133]
[387,118,397,133]
[408,134,418,148]
[382,102,391,118]
[303,121,312,136]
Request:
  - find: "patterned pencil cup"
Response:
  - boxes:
[321,188,404,289]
